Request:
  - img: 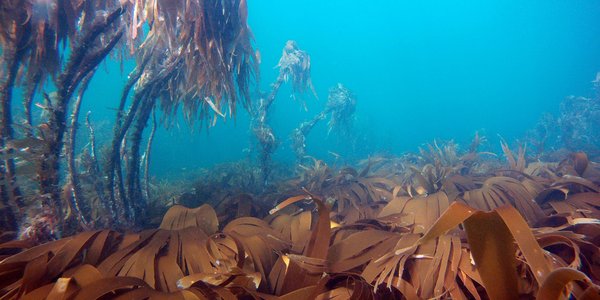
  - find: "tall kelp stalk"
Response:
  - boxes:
[1,0,256,232]
[291,112,327,163]
[0,1,129,232]
[65,72,95,228]
[126,96,155,218]
[0,0,30,230]
[105,59,149,225]
[38,7,126,233]
[251,40,316,186]
[106,64,160,224]
[292,83,356,163]
[0,45,21,230]
[83,111,111,223]
[143,111,157,200]
[106,0,257,227]
[22,72,42,135]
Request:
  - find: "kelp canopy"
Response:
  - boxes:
[0,144,600,299]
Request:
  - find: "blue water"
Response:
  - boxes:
[77,0,600,177]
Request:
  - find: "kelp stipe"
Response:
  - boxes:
[250,40,317,187]
[0,0,257,233]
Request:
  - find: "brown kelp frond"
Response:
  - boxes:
[413,138,493,178]
[223,217,288,291]
[291,157,333,191]
[1,173,600,299]
[266,193,332,295]
[535,180,600,219]
[338,193,474,299]
[136,0,258,125]
[276,40,317,102]
[0,230,125,298]
[557,152,600,183]
[159,204,219,232]
[287,159,395,218]
[462,176,546,224]
[0,0,128,85]
[356,202,595,299]
[468,131,487,154]
[215,193,271,224]
[396,158,482,201]
[325,83,356,135]
[418,140,463,168]
[501,139,527,172]
[405,164,450,195]
[0,204,280,298]
[537,267,600,299]
[534,224,600,284]
[8,263,262,299]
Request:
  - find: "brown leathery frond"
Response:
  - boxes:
[133,0,258,125]
[1,153,600,299]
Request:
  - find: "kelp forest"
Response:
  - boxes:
[0,0,599,299]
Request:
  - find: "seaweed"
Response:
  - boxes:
[525,74,600,160]
[0,151,599,299]
[292,83,357,163]
[1,1,600,299]
[250,41,316,186]
[0,1,128,235]
[1,0,257,232]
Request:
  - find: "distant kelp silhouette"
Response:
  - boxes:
[292,84,357,163]
[250,41,316,186]
[526,76,600,160]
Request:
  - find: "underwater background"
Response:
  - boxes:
[71,0,600,178]
[3,0,600,298]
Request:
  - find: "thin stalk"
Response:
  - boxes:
[292,111,326,163]
[38,10,125,223]
[127,97,154,220]
[0,41,22,230]
[143,110,157,201]
[85,112,99,166]
[66,71,94,227]
[85,111,111,223]
[23,71,42,136]
[262,76,284,113]
[251,75,285,186]
[105,61,147,220]
[107,53,181,223]
[107,87,149,221]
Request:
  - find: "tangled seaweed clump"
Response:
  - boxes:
[526,75,600,160]
[250,40,318,186]
[291,83,357,164]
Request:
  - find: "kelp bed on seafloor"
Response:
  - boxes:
[1,147,599,299]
